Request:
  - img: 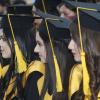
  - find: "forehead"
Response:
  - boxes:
[36,31,45,45]
[36,31,42,41]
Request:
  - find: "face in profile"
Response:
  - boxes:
[0,30,11,59]
[68,39,81,62]
[33,14,43,29]
[57,5,75,21]
[34,31,46,63]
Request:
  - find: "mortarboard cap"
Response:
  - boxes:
[39,20,70,41]
[33,10,71,40]
[34,9,70,28]
[34,0,62,15]
[1,5,36,38]
[74,10,100,32]
[7,5,33,15]
[2,15,34,38]
[63,1,100,11]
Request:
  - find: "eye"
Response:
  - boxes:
[37,41,42,46]
[38,43,43,47]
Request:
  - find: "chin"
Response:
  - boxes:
[2,55,11,59]
[43,60,46,63]
[74,57,80,62]
[41,58,46,63]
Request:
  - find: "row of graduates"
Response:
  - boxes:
[0,1,100,100]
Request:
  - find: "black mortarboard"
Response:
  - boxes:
[2,15,34,38]
[34,0,62,15]
[1,5,36,38]
[34,10,71,40]
[63,1,100,11]
[7,5,33,15]
[74,10,100,32]
[34,9,70,29]
[39,19,70,41]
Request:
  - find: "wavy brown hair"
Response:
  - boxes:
[70,22,100,100]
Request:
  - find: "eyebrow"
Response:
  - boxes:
[36,40,41,44]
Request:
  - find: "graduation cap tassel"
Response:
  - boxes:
[41,0,63,92]
[45,20,63,92]
[0,63,2,78]
[77,7,92,99]
[7,14,27,73]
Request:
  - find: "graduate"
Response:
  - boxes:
[7,5,54,100]
[67,2,100,100]
[33,11,76,99]
[0,13,32,99]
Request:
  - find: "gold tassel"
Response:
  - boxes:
[38,0,63,92]
[7,14,27,73]
[44,20,63,92]
[77,7,92,97]
[53,55,63,92]
[14,41,27,73]
[81,51,91,97]
[0,63,2,78]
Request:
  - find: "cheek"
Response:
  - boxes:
[4,43,11,54]
[74,44,79,52]
[42,46,46,55]
[41,46,46,58]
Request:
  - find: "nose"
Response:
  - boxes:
[68,40,73,50]
[34,44,39,53]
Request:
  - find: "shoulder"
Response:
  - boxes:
[70,64,82,77]
[22,60,45,87]
[69,64,83,84]
[28,60,45,74]
[69,64,83,100]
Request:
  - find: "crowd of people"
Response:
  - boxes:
[0,0,100,100]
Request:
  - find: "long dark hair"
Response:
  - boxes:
[38,24,75,99]
[1,16,34,99]
[0,35,28,99]
[0,34,15,99]
[70,22,100,100]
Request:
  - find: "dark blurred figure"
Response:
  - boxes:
[11,0,26,5]
[0,0,8,14]
[34,0,62,15]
